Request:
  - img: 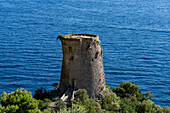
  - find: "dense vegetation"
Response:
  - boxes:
[0,82,169,113]
[0,88,40,113]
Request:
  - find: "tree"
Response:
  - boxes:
[74,89,103,113]
[145,91,154,99]
[74,89,89,102]
[120,98,139,113]
[136,100,153,113]
[83,98,103,113]
[38,98,51,111]
[101,93,120,111]
[59,104,88,113]
[0,88,40,113]
[34,88,51,100]
[0,105,5,113]
[164,106,170,113]
[55,100,66,111]
[113,81,139,98]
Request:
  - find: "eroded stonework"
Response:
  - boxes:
[58,34,107,98]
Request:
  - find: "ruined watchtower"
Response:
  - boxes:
[58,34,107,98]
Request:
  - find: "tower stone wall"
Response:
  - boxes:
[58,34,107,98]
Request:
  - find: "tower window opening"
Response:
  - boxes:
[69,47,72,54]
[69,56,74,61]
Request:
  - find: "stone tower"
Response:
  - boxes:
[58,34,107,98]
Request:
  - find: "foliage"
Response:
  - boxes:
[101,94,114,111]
[164,106,170,113]
[0,82,170,113]
[119,91,168,113]
[42,107,55,113]
[34,88,51,100]
[101,49,103,55]
[59,104,88,113]
[58,108,71,113]
[74,89,103,113]
[55,100,66,111]
[136,91,147,101]
[94,40,101,46]
[0,104,6,113]
[152,105,164,113]
[51,83,59,89]
[74,89,89,102]
[38,98,51,111]
[101,93,120,111]
[34,88,59,100]
[0,88,39,113]
[28,109,41,113]
[57,35,66,40]
[113,81,139,98]
[83,98,103,113]
[71,104,88,113]
[105,84,112,92]
[71,84,169,113]
[120,98,137,113]
[145,91,154,99]
[136,100,162,113]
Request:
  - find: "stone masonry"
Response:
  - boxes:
[58,34,107,98]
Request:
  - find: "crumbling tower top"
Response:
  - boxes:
[58,34,99,41]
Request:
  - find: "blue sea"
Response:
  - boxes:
[0,0,169,107]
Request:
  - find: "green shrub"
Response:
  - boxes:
[164,106,170,113]
[106,84,112,92]
[83,98,103,113]
[0,104,5,113]
[42,107,55,113]
[59,104,87,113]
[101,95,114,111]
[0,81,168,113]
[74,89,89,102]
[101,93,120,111]
[120,98,137,113]
[57,35,66,40]
[111,93,120,103]
[71,104,88,113]
[113,81,139,98]
[136,91,146,101]
[136,100,153,113]
[55,100,66,111]
[38,98,51,111]
[152,105,164,113]
[74,89,103,113]
[59,108,70,113]
[34,88,51,100]
[145,91,154,99]
[0,88,39,113]
[28,109,42,113]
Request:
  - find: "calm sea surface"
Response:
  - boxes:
[0,0,169,106]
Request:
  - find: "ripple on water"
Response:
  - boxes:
[0,0,169,107]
